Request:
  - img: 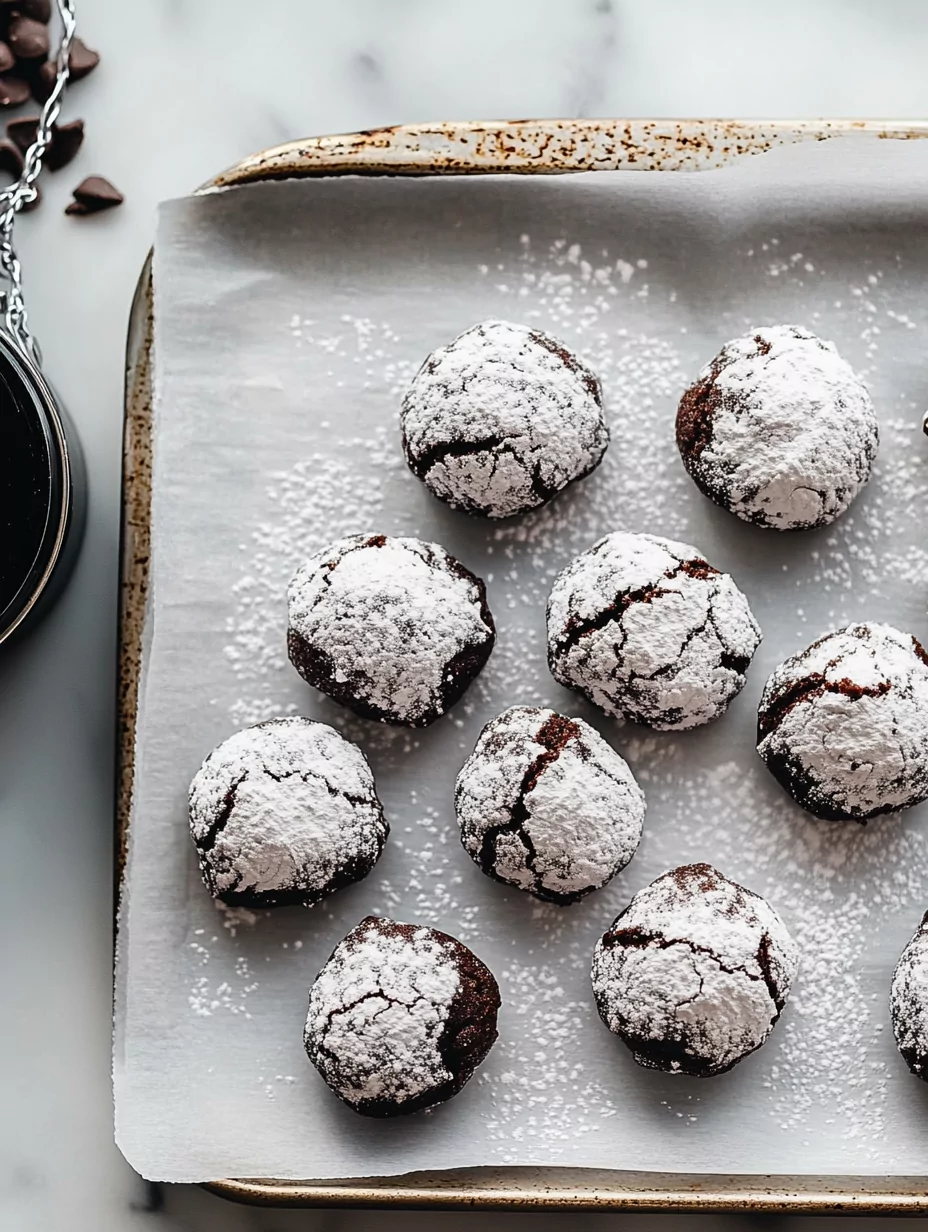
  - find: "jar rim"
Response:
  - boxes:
[0,331,74,645]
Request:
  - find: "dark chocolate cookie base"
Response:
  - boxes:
[204,845,387,910]
[401,325,607,520]
[193,732,388,907]
[754,738,908,824]
[675,332,842,532]
[288,543,495,728]
[594,865,787,1077]
[401,429,607,521]
[548,551,752,729]
[288,622,495,729]
[756,639,928,822]
[460,709,631,905]
[309,917,500,1117]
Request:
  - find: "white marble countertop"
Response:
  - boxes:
[4,1,928,1229]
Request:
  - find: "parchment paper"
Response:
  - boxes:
[115,140,928,1182]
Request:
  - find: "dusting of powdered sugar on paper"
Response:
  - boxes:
[199,218,928,1171]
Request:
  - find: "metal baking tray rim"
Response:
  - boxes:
[119,117,928,1211]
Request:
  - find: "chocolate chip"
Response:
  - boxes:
[6,115,83,168]
[6,112,38,152]
[0,71,29,106]
[45,118,82,169]
[0,136,23,178]
[33,37,99,101]
[31,58,54,101]
[65,174,123,215]
[7,15,49,60]
[68,37,99,81]
[0,42,14,73]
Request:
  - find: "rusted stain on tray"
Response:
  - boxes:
[208,119,928,187]
[120,117,928,1212]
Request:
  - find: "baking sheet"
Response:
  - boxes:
[115,141,928,1182]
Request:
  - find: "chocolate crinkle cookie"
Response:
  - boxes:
[591,863,798,1077]
[287,533,495,727]
[188,717,388,908]
[756,622,928,822]
[304,916,500,1117]
[891,912,928,1080]
[455,705,645,904]
[400,320,608,519]
[546,531,761,730]
[676,326,878,530]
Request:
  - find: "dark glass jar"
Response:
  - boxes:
[0,329,85,645]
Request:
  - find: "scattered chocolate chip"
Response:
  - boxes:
[0,71,29,106]
[0,42,14,74]
[33,37,99,101]
[45,118,82,168]
[0,135,23,178]
[65,174,122,215]
[31,58,54,102]
[0,138,39,201]
[7,15,49,60]
[68,37,99,81]
[6,115,83,168]
[6,112,38,152]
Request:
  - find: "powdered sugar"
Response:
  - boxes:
[305,918,460,1110]
[199,225,928,1167]
[304,915,499,1115]
[757,622,928,820]
[287,534,495,727]
[591,863,799,1076]
[188,717,387,906]
[455,705,645,903]
[134,170,928,1180]
[678,326,878,530]
[547,532,762,729]
[400,319,608,518]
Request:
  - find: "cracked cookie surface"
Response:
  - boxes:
[546,531,761,730]
[304,916,500,1117]
[891,911,928,1081]
[591,863,798,1076]
[188,717,388,908]
[455,705,645,904]
[287,533,495,727]
[400,319,608,519]
[676,325,878,530]
[756,622,928,822]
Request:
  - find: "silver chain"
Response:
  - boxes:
[0,0,76,360]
